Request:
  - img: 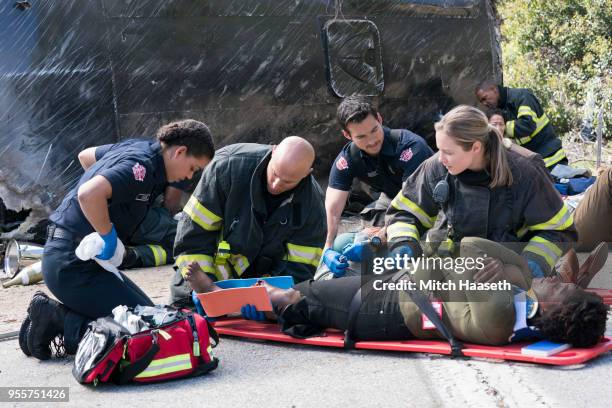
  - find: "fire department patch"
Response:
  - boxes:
[399,148,413,162]
[336,156,349,171]
[132,163,146,181]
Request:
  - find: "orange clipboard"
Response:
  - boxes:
[195,286,272,317]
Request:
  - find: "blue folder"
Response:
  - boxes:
[216,276,295,290]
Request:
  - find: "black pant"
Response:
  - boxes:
[281,276,412,341]
[42,235,153,352]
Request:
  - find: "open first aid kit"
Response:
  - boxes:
[73,305,218,385]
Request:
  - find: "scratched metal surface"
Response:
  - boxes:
[0,0,500,230]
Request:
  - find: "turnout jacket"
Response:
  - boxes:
[174,143,326,283]
[385,150,577,275]
[498,86,566,168]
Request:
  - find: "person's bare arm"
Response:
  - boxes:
[78,147,98,170]
[77,175,113,234]
[163,186,184,215]
[324,187,350,249]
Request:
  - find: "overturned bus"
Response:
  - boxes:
[0,0,501,240]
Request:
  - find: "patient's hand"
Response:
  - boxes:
[474,257,505,284]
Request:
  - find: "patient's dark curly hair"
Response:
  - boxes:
[534,290,609,348]
[157,119,215,159]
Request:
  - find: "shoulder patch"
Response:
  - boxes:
[399,148,413,162]
[132,162,146,181]
[336,156,349,171]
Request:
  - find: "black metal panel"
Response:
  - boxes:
[0,1,116,213]
[0,0,500,228]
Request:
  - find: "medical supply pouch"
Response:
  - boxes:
[73,306,218,385]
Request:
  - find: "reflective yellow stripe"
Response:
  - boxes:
[543,148,567,168]
[391,193,436,229]
[147,245,167,266]
[214,263,231,281]
[229,254,250,276]
[135,353,192,379]
[285,243,323,267]
[184,196,222,231]
[506,120,515,138]
[517,106,537,117]
[523,236,563,269]
[387,222,420,241]
[513,105,550,145]
[528,203,573,231]
[517,224,529,238]
[175,254,216,277]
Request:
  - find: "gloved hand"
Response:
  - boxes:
[240,304,266,321]
[322,248,349,276]
[97,225,117,261]
[342,241,367,262]
[389,244,414,260]
[527,260,545,278]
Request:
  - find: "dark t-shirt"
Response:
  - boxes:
[328,127,433,197]
[95,139,194,193]
[50,141,167,240]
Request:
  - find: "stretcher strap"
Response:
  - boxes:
[344,272,464,357]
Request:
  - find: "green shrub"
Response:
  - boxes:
[498,0,611,138]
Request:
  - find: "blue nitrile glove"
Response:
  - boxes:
[322,248,349,275]
[241,304,266,321]
[97,225,118,261]
[527,260,545,278]
[342,241,367,262]
[388,244,414,260]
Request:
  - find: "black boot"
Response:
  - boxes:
[26,291,67,360]
[19,316,31,357]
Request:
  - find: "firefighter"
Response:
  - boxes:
[21,120,214,360]
[386,105,577,280]
[323,96,433,277]
[475,81,567,169]
[78,140,199,269]
[170,136,326,305]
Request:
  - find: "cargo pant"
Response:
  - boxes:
[573,168,612,251]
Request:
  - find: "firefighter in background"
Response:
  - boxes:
[386,105,576,280]
[171,136,326,305]
[475,81,568,169]
[79,141,199,269]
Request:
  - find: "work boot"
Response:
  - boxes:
[19,316,32,357]
[26,291,67,360]
[557,248,579,284]
[576,242,609,289]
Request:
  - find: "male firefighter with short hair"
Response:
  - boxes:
[475,81,567,169]
[171,136,326,304]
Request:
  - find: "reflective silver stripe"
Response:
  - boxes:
[184,196,222,231]
[528,204,573,231]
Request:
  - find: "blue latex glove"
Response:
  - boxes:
[322,248,349,276]
[342,241,367,262]
[389,244,414,260]
[241,304,266,321]
[97,225,118,261]
[527,260,545,278]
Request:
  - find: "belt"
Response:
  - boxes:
[47,224,82,244]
